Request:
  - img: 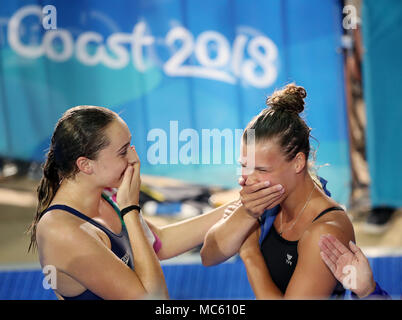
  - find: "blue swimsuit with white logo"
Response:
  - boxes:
[40,194,134,300]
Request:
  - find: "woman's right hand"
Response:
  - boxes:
[239,177,285,219]
[116,146,141,209]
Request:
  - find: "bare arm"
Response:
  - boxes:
[200,203,259,266]
[116,149,168,298]
[123,211,168,298]
[146,200,237,260]
[239,224,283,299]
[285,220,354,299]
[200,180,285,266]
[240,213,355,299]
[37,216,162,300]
[38,147,168,300]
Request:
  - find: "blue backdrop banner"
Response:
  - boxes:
[0,0,350,203]
[362,0,402,208]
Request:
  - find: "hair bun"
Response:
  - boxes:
[266,83,306,114]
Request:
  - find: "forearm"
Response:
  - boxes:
[157,201,236,260]
[123,212,169,298]
[200,206,258,266]
[241,252,283,299]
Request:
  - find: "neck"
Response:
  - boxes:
[281,173,315,222]
[54,173,104,218]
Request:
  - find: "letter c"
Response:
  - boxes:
[8,5,45,58]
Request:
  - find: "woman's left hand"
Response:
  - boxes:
[239,223,261,260]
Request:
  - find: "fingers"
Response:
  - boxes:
[120,164,134,189]
[326,234,349,255]
[116,165,134,208]
[129,145,140,165]
[128,146,141,182]
[320,251,337,275]
[244,189,283,207]
[237,180,285,219]
[132,161,141,179]
[318,235,341,262]
[224,200,242,218]
[239,180,271,193]
[264,193,286,209]
[223,205,238,218]
[348,240,359,253]
[240,188,285,217]
[319,235,344,259]
[240,184,284,203]
[348,240,366,261]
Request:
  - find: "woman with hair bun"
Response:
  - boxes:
[201,84,355,299]
[28,105,232,300]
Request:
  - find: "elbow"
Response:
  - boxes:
[200,245,213,267]
[200,229,230,267]
[200,242,223,267]
[200,243,227,267]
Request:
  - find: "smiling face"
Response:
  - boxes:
[90,117,136,188]
[240,138,306,194]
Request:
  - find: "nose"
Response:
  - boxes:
[241,167,258,185]
[127,146,136,164]
[241,169,248,182]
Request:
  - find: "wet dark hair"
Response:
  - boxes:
[243,83,312,162]
[28,106,117,252]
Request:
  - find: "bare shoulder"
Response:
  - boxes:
[35,208,148,299]
[37,209,104,244]
[299,206,355,251]
[36,209,109,268]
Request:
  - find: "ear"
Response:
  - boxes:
[76,156,93,175]
[294,152,306,174]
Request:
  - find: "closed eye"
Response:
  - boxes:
[117,139,131,157]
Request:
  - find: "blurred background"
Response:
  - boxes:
[0,0,401,299]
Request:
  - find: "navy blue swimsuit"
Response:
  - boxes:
[40,194,134,300]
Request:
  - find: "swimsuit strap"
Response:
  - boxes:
[41,204,122,236]
[313,206,344,222]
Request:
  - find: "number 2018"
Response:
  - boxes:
[163,26,278,88]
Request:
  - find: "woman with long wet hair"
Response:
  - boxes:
[28,105,230,300]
